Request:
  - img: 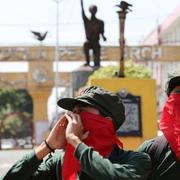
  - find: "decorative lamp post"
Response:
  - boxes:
[116,1,132,77]
[52,0,60,117]
[55,0,60,116]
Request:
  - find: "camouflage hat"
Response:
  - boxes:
[165,69,180,96]
[57,86,125,130]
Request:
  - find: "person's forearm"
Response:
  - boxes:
[81,0,83,8]
[35,141,52,160]
[101,33,106,41]
[81,0,85,17]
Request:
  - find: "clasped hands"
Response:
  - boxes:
[46,111,89,150]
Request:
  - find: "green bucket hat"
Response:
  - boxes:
[57,86,125,130]
[165,69,180,96]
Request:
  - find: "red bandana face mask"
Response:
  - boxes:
[62,111,123,180]
[159,93,180,160]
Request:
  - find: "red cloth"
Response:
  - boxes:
[62,111,123,180]
[159,93,180,160]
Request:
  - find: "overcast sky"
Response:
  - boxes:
[0,0,179,46]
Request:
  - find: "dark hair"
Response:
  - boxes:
[166,76,180,96]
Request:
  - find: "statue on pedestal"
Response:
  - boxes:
[80,0,106,67]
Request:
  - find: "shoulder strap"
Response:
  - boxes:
[147,135,168,179]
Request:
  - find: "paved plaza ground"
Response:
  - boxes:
[0,149,32,177]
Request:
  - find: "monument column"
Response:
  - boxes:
[28,61,54,144]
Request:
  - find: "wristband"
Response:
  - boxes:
[44,140,55,153]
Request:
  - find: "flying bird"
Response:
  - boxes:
[31,31,48,41]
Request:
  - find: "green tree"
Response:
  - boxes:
[0,89,33,149]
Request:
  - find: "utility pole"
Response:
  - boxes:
[116,1,132,77]
[54,0,60,117]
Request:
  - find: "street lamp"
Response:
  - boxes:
[52,0,60,116]
[116,1,132,77]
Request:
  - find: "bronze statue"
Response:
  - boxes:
[80,0,106,67]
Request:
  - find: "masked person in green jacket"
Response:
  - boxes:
[2,86,151,180]
[138,70,180,180]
